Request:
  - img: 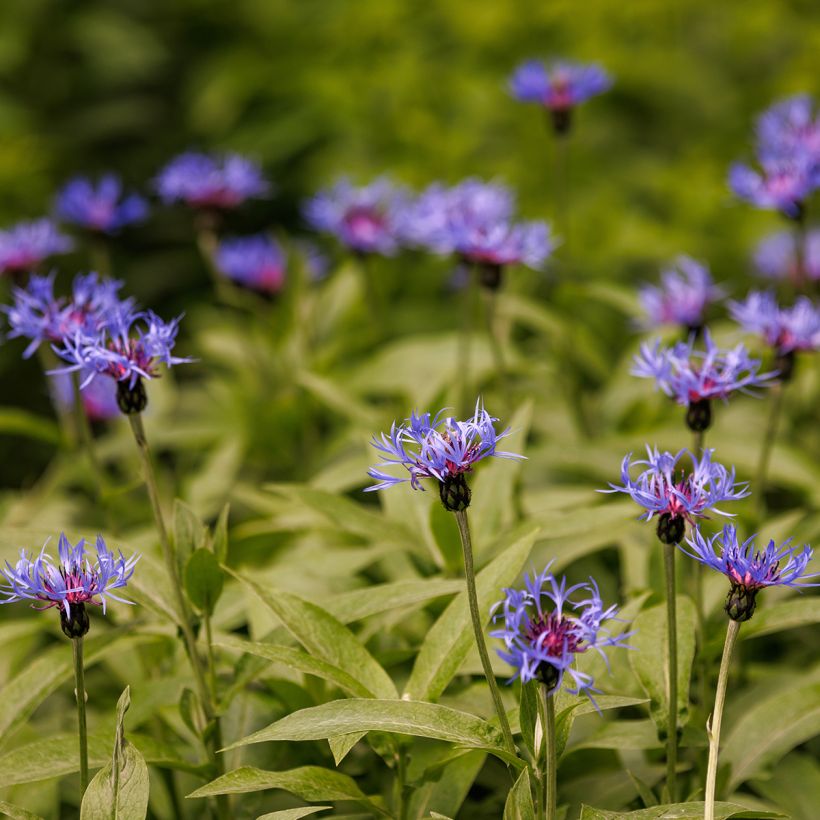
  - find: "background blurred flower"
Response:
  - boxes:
[729,291,820,355]
[215,234,286,294]
[754,228,820,282]
[0,219,73,277]
[756,94,820,166]
[729,157,818,218]
[55,175,148,234]
[49,370,120,422]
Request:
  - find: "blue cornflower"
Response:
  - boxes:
[639,256,723,332]
[680,524,818,621]
[632,329,776,431]
[3,271,132,358]
[304,177,407,256]
[52,307,192,414]
[215,234,286,294]
[509,59,612,133]
[602,446,749,544]
[0,219,73,277]
[55,175,149,234]
[0,533,138,637]
[491,565,629,696]
[729,291,820,355]
[754,229,820,283]
[155,151,269,210]
[365,400,524,511]
[729,156,818,219]
[755,94,820,166]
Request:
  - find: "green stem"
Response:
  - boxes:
[535,684,547,819]
[544,688,557,820]
[393,748,407,820]
[692,430,704,455]
[482,286,510,400]
[453,509,516,757]
[70,372,106,493]
[90,238,112,278]
[458,264,478,416]
[554,132,571,276]
[705,620,741,820]
[663,542,678,801]
[203,610,218,707]
[755,382,784,521]
[73,637,89,796]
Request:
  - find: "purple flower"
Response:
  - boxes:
[729,157,818,219]
[0,219,73,277]
[680,524,818,621]
[155,152,269,210]
[215,234,286,294]
[3,272,133,358]
[304,177,407,255]
[55,175,149,234]
[729,291,820,355]
[0,533,138,637]
[756,95,820,166]
[509,59,612,112]
[754,229,820,283]
[601,446,749,544]
[49,370,120,422]
[491,565,630,697]
[639,256,724,331]
[365,400,523,510]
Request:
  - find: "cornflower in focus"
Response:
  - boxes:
[0,219,73,278]
[729,291,820,381]
[754,229,820,283]
[155,151,269,210]
[639,256,723,333]
[602,446,749,545]
[492,566,629,696]
[55,175,148,234]
[0,533,138,638]
[632,330,776,432]
[304,177,407,256]
[3,272,132,358]
[365,400,523,511]
[52,306,192,415]
[509,58,612,134]
[681,524,818,622]
[215,234,286,295]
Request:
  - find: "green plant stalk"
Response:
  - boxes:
[535,682,547,819]
[663,541,678,801]
[541,685,557,820]
[73,637,89,796]
[453,509,517,757]
[705,619,741,820]
[755,381,784,520]
[203,609,218,707]
[481,286,510,402]
[70,371,107,493]
[458,264,479,416]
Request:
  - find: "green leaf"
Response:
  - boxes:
[738,597,820,641]
[256,809,332,820]
[723,680,820,789]
[173,499,205,573]
[215,636,375,698]
[211,503,230,563]
[751,752,820,820]
[0,408,61,445]
[629,596,697,734]
[327,733,364,765]
[184,548,224,615]
[226,569,397,699]
[554,696,650,758]
[80,687,150,820]
[567,719,662,752]
[0,800,45,820]
[519,681,539,760]
[223,698,509,761]
[404,525,539,701]
[579,802,785,819]
[186,766,386,816]
[406,749,485,820]
[503,767,535,820]
[428,503,464,573]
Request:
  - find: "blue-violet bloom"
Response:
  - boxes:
[492,565,630,696]
[50,370,120,422]
[729,156,818,219]
[755,94,820,166]
[0,533,138,637]
[681,524,818,621]
[155,152,269,210]
[55,175,149,234]
[754,229,820,283]
[0,219,73,277]
[215,234,286,294]
[729,291,820,355]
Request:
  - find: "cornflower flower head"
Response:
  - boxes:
[0,533,138,638]
[215,234,286,294]
[681,524,818,622]
[602,446,749,545]
[632,329,776,432]
[52,306,192,415]
[754,229,820,283]
[365,400,524,511]
[155,151,269,210]
[304,176,407,256]
[756,94,820,166]
[2,271,133,358]
[55,174,149,234]
[728,156,818,219]
[509,59,612,134]
[491,566,629,697]
[639,256,723,332]
[0,219,73,278]
[49,370,120,422]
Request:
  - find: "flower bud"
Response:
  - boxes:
[656,512,685,545]
[116,378,148,415]
[439,473,471,512]
[478,262,503,292]
[60,602,90,639]
[686,398,712,432]
[724,583,758,622]
[549,107,572,135]
[775,349,796,383]
[536,662,561,693]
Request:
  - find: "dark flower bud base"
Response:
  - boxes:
[549,107,572,135]
[775,350,796,383]
[478,263,504,291]
[60,602,90,638]
[117,378,148,415]
[656,512,685,545]
[440,473,471,512]
[725,583,758,622]
[686,398,712,433]
[536,662,561,692]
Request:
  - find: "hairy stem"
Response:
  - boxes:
[663,541,678,800]
[705,619,741,820]
[453,509,517,756]
[73,637,89,796]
